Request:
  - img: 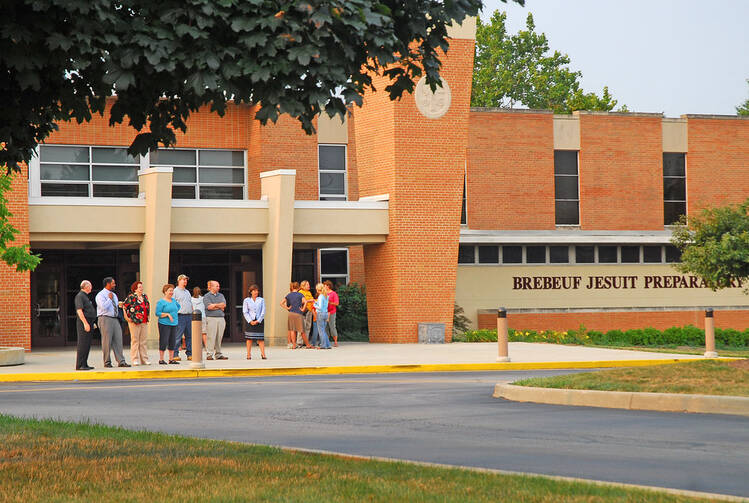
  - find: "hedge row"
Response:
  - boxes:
[454,325,749,348]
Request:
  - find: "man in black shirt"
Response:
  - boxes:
[74,280,96,370]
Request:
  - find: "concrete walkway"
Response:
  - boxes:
[1,342,703,378]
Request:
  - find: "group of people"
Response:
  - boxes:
[73,275,341,370]
[73,275,229,370]
[282,280,339,350]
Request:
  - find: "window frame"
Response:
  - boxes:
[663,152,687,226]
[456,244,680,265]
[318,144,348,201]
[554,150,580,226]
[318,247,350,285]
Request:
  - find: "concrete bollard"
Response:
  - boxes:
[704,308,718,358]
[496,307,510,362]
[190,310,205,369]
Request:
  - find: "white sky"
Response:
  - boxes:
[479,0,749,117]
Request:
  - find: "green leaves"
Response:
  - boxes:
[472,10,623,113]
[738,79,749,116]
[671,198,749,292]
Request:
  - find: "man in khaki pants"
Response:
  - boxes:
[203,280,227,360]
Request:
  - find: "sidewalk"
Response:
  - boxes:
[0,342,705,382]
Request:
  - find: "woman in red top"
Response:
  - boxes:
[123,281,151,366]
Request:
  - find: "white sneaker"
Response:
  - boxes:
[143,360,152,365]
[132,361,140,366]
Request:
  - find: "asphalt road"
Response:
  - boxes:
[1,370,748,498]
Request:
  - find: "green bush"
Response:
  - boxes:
[336,283,368,341]
[459,324,749,348]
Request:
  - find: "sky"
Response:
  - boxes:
[479,0,749,117]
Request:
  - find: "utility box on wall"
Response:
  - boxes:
[418,323,445,344]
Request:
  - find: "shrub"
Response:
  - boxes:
[453,304,471,338]
[336,283,368,341]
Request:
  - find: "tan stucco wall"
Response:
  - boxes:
[171,207,268,238]
[456,264,749,328]
[662,118,688,152]
[293,208,389,237]
[446,16,477,40]
[317,114,348,144]
[29,205,145,237]
[553,116,580,150]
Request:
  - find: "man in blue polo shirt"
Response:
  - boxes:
[95,277,130,368]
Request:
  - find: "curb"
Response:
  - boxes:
[0,358,699,383]
[493,383,749,417]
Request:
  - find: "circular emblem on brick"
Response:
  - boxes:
[415,77,451,119]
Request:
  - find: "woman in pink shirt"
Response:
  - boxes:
[323,280,339,347]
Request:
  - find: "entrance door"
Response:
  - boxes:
[31,261,65,346]
[231,266,261,342]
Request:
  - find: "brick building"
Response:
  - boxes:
[3,18,749,351]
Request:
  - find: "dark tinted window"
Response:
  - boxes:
[598,246,618,263]
[620,246,640,263]
[320,250,347,275]
[554,151,578,175]
[458,246,475,264]
[554,176,578,199]
[526,246,546,263]
[575,246,595,263]
[665,245,682,263]
[549,246,569,263]
[478,246,499,264]
[502,246,522,264]
[643,246,663,263]
[664,202,686,225]
[319,145,346,171]
[663,177,686,201]
[663,153,685,176]
[555,201,580,225]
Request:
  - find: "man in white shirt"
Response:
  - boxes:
[95,277,130,368]
[172,274,193,361]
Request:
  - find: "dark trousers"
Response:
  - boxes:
[76,318,93,369]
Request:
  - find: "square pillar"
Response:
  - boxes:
[260,170,296,346]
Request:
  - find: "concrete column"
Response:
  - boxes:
[260,169,296,346]
[138,167,173,349]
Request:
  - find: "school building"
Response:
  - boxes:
[2,18,748,351]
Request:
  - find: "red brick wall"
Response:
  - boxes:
[686,117,749,214]
[0,165,31,350]
[347,245,365,286]
[356,39,475,343]
[477,310,749,332]
[466,111,555,229]
[579,113,664,230]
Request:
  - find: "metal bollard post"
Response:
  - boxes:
[496,307,510,362]
[704,308,718,358]
[190,310,205,369]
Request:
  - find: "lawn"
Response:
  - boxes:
[515,359,749,396]
[0,415,713,502]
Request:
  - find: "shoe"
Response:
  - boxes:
[76,367,91,371]
[187,356,192,361]
[261,356,267,360]
[84,365,94,370]
[246,356,251,360]
[159,360,167,365]
[132,361,140,366]
[287,343,293,349]
[172,356,181,362]
[206,355,214,360]
[143,360,152,366]
[104,362,113,368]
[216,355,228,360]
[119,362,131,368]
[168,359,180,364]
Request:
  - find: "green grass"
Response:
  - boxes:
[515,360,749,396]
[0,415,714,502]
[604,345,749,358]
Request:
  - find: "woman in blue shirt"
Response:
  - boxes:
[243,284,266,360]
[155,284,181,365]
[314,283,331,349]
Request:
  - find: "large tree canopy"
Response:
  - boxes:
[471,11,620,113]
[1,0,526,174]
[671,198,749,292]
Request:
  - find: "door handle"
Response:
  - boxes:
[33,303,40,318]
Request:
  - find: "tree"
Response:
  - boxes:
[0,0,524,271]
[738,80,749,116]
[472,11,620,113]
[671,198,749,292]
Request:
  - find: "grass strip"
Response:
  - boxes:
[514,360,749,396]
[0,415,713,502]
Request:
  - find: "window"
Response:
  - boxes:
[554,150,579,225]
[549,246,570,264]
[598,246,618,263]
[319,248,349,285]
[458,245,476,264]
[39,146,139,198]
[526,246,546,263]
[292,249,316,284]
[151,148,245,200]
[478,246,499,264]
[319,145,346,201]
[643,246,663,263]
[502,246,523,264]
[575,246,595,263]
[620,246,640,263]
[663,153,686,225]
[460,169,467,225]
[665,245,682,263]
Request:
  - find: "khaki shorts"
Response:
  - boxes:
[287,312,304,332]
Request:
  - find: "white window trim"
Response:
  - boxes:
[35,144,142,199]
[461,161,468,226]
[318,144,347,201]
[318,247,349,285]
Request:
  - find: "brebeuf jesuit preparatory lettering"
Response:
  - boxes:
[512,275,745,291]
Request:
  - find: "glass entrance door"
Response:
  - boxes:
[31,262,65,346]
